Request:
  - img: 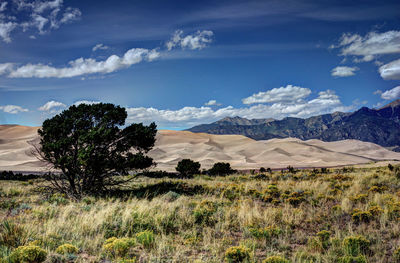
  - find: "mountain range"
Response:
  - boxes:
[187,99,400,151]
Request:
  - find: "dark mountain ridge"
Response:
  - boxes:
[187,99,400,151]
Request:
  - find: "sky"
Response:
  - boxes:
[0,0,400,129]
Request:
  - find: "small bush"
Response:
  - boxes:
[351,210,372,224]
[343,235,370,256]
[193,200,217,225]
[224,246,251,262]
[135,230,155,249]
[248,226,281,240]
[175,159,201,178]
[209,162,235,176]
[9,245,47,263]
[55,244,79,255]
[262,256,290,263]
[103,237,136,259]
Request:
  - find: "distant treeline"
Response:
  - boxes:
[0,171,40,181]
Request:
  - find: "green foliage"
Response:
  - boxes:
[103,237,136,259]
[0,221,29,248]
[342,235,370,257]
[247,226,281,240]
[208,162,235,176]
[262,256,290,263]
[175,159,201,178]
[224,246,251,263]
[38,103,157,199]
[351,210,372,224]
[193,200,217,225]
[55,244,79,255]
[135,230,155,249]
[9,245,47,263]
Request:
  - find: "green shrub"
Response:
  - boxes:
[193,200,217,225]
[103,237,136,259]
[351,210,372,224]
[248,226,281,240]
[135,230,155,249]
[55,244,79,255]
[224,246,251,262]
[343,235,370,256]
[176,159,201,178]
[9,245,47,263]
[209,162,235,176]
[262,255,290,263]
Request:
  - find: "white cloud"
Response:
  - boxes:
[126,89,351,128]
[92,43,109,52]
[0,2,7,12]
[0,22,17,42]
[0,0,81,42]
[204,100,221,106]
[242,85,311,105]
[166,30,214,51]
[60,7,81,24]
[38,100,66,111]
[73,100,100,106]
[1,48,160,78]
[379,58,400,80]
[381,86,400,100]
[0,105,29,114]
[331,66,359,77]
[332,30,400,62]
[0,63,14,75]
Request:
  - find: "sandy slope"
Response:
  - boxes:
[1,126,400,172]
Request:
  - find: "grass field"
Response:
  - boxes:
[1,166,400,262]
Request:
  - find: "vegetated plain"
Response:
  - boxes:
[1,165,400,262]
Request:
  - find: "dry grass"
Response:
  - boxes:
[1,166,400,262]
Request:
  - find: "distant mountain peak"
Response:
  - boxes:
[187,102,400,151]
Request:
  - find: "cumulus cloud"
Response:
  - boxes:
[0,105,29,114]
[166,30,214,51]
[242,85,311,105]
[0,48,159,78]
[381,86,400,100]
[126,88,351,128]
[331,66,359,77]
[92,43,109,52]
[0,29,214,78]
[379,58,400,80]
[0,0,81,42]
[38,100,66,111]
[204,100,221,106]
[331,30,400,62]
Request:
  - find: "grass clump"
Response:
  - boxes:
[135,230,155,249]
[342,235,370,257]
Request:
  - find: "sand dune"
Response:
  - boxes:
[1,125,400,172]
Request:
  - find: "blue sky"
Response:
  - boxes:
[0,0,400,129]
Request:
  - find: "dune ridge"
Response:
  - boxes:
[1,125,400,172]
